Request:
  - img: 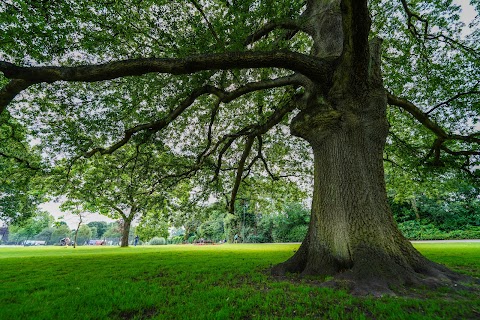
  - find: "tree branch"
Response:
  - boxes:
[84,75,305,158]
[243,135,279,181]
[245,19,306,45]
[0,52,330,116]
[209,92,297,182]
[196,99,221,164]
[255,135,279,180]
[188,0,222,45]
[387,93,448,139]
[83,85,212,157]
[387,92,480,166]
[0,151,40,170]
[111,205,127,219]
[400,0,428,38]
[399,0,479,57]
[229,136,255,213]
[0,51,332,84]
[425,83,480,115]
[0,79,33,115]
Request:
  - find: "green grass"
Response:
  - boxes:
[0,243,479,320]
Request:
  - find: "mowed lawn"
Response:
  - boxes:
[0,243,479,320]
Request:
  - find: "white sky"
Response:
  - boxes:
[454,0,477,29]
[39,201,115,229]
[38,0,478,228]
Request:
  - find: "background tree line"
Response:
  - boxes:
[5,215,128,246]
[3,169,480,245]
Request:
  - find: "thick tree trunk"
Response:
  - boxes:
[271,0,475,296]
[120,219,131,247]
[272,88,468,295]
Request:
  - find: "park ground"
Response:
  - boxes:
[0,243,479,319]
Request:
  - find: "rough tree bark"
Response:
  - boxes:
[121,218,132,248]
[271,0,471,295]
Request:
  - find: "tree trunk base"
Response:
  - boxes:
[271,242,478,297]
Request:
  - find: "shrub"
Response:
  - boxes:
[398,220,447,240]
[396,221,480,240]
[285,225,308,242]
[149,237,166,245]
[245,234,269,243]
[169,235,184,244]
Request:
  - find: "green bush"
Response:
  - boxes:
[246,234,273,243]
[149,237,166,245]
[398,221,480,240]
[443,227,480,240]
[285,225,308,242]
[398,220,447,240]
[169,235,184,244]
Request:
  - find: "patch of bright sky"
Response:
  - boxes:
[454,0,477,25]
[39,200,115,229]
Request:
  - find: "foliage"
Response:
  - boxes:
[187,201,310,243]
[8,211,54,243]
[0,244,478,319]
[45,142,191,246]
[0,112,44,224]
[169,235,184,244]
[103,222,122,240]
[35,227,55,243]
[75,224,93,245]
[148,237,167,245]
[270,203,310,243]
[87,221,108,238]
[389,180,480,239]
[50,224,72,245]
[135,211,169,242]
[370,0,480,177]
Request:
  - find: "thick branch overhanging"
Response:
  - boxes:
[0,51,333,84]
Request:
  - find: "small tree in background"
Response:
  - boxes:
[136,211,169,243]
[87,221,108,239]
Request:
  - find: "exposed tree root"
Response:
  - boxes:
[271,243,479,297]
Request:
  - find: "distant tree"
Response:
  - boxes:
[60,200,87,248]
[8,211,54,243]
[271,203,310,243]
[35,227,55,244]
[49,143,190,247]
[89,226,98,239]
[75,225,93,245]
[87,221,108,238]
[103,222,122,243]
[136,212,169,242]
[50,224,71,245]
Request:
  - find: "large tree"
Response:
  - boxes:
[51,142,190,247]
[0,0,478,294]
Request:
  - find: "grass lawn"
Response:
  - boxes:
[0,243,479,319]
